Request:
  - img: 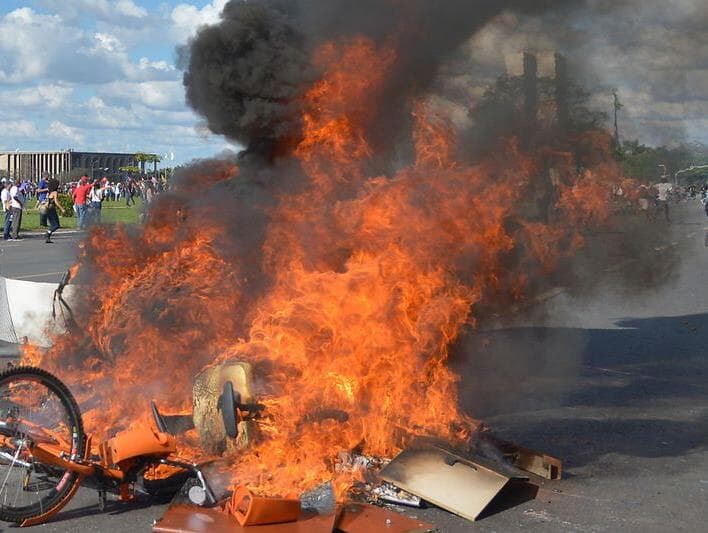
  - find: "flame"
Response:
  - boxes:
[21,344,44,367]
[30,38,629,495]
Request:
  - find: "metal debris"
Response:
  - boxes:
[371,482,422,507]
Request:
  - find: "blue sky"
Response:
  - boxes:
[0,1,233,166]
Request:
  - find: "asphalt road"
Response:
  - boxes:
[2,202,707,532]
[0,230,82,284]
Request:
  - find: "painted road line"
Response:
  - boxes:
[13,271,67,280]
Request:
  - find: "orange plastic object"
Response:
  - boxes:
[32,443,95,477]
[335,503,435,533]
[99,427,176,468]
[153,504,336,533]
[228,486,301,526]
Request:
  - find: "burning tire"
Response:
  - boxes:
[192,361,257,454]
[0,366,86,525]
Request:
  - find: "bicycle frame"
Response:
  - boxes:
[2,424,215,527]
[0,368,225,527]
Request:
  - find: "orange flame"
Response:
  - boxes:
[31,38,629,495]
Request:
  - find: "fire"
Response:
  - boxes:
[26,38,627,495]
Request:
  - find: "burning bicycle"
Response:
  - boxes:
[0,365,231,527]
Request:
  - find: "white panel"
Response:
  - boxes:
[5,277,78,347]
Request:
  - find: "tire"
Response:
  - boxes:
[221,381,238,439]
[0,366,85,524]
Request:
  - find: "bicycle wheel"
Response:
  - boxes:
[0,366,85,525]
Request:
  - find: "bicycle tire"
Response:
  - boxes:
[0,366,85,524]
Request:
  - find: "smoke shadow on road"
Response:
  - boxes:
[451,312,708,469]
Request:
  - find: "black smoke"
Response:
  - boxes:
[184,0,581,158]
[182,2,312,154]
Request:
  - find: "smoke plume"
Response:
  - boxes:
[184,0,581,156]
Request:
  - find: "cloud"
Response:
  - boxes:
[171,0,228,42]
[0,3,226,164]
[0,84,72,109]
[4,120,38,138]
[0,9,162,85]
[115,0,147,18]
[0,8,61,83]
[94,32,125,54]
[138,58,174,73]
[98,80,185,110]
[36,0,147,22]
[49,121,84,144]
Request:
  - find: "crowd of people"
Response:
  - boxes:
[613,177,708,222]
[0,174,165,243]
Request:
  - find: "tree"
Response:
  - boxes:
[468,66,607,154]
[617,140,708,182]
[119,165,140,175]
[146,154,161,175]
[134,153,161,175]
[134,152,149,175]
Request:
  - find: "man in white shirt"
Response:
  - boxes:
[9,182,25,240]
[1,180,12,240]
[653,177,673,222]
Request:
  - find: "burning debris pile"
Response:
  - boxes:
[23,0,641,528]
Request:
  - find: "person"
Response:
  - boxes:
[126,178,136,206]
[72,176,91,229]
[87,181,104,225]
[36,174,49,227]
[139,178,147,202]
[1,180,12,240]
[44,178,65,243]
[637,184,652,220]
[653,176,673,222]
[145,180,155,205]
[9,181,26,240]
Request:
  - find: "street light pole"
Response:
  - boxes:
[90,164,108,182]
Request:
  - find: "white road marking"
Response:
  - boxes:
[13,271,66,280]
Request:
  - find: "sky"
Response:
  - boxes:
[460,0,708,148]
[0,0,232,166]
[0,1,704,167]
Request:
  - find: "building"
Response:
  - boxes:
[0,150,139,181]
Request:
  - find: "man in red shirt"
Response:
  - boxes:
[72,176,91,230]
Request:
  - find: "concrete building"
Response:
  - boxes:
[0,150,138,181]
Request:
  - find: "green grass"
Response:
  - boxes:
[21,199,144,231]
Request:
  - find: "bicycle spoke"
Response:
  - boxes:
[0,374,77,518]
[0,441,22,496]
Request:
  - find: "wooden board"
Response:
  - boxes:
[380,445,518,522]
